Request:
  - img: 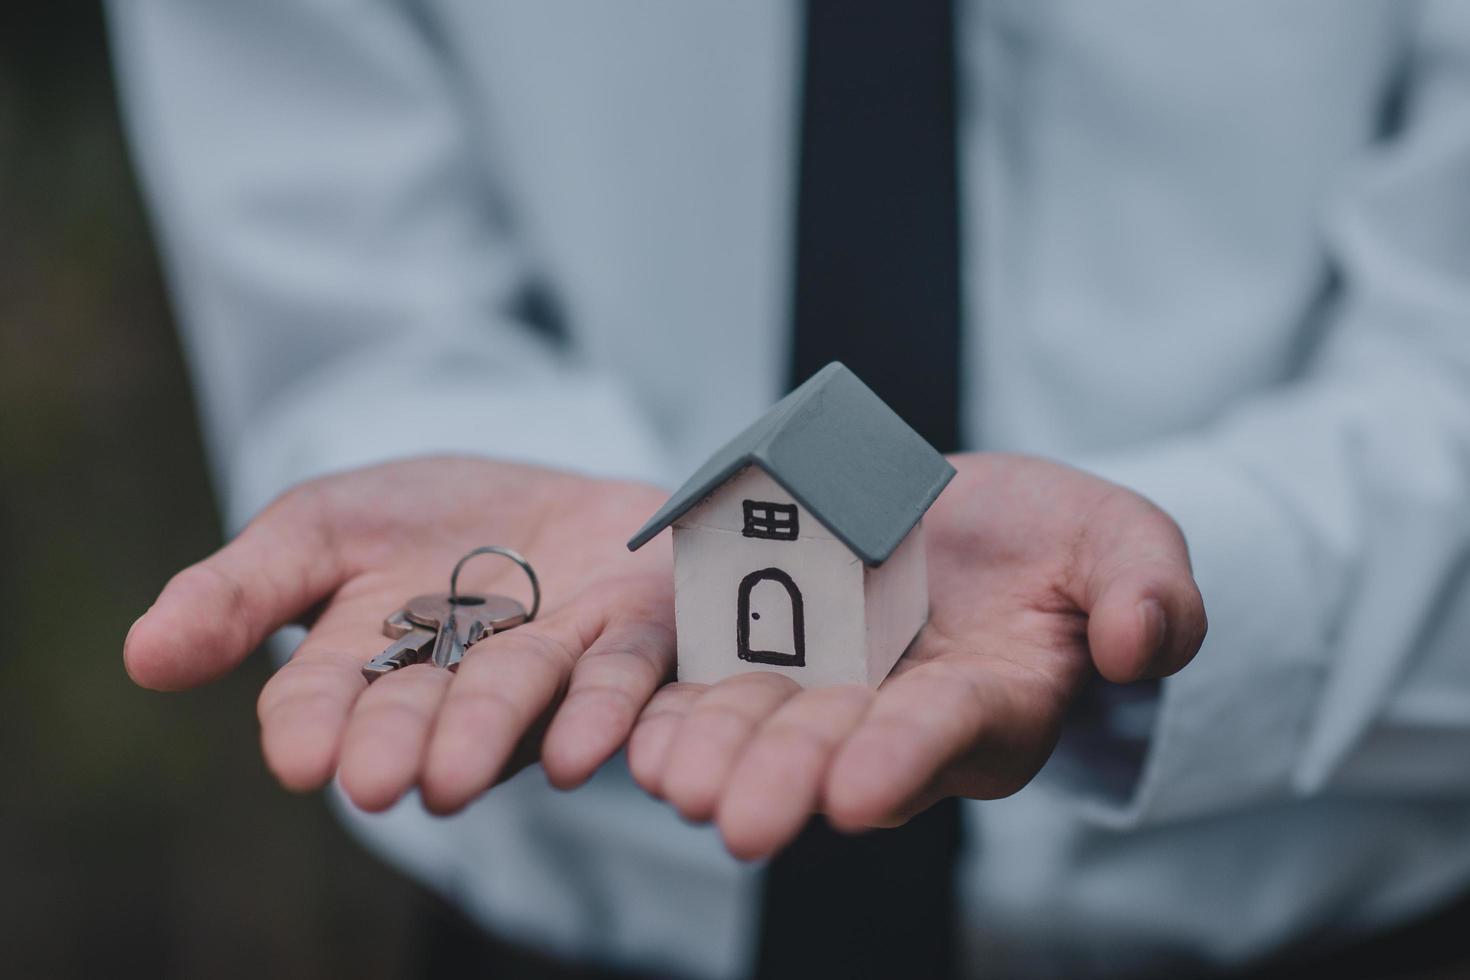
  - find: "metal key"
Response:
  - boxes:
[361,609,436,682]
[361,546,541,683]
[362,592,529,683]
[406,592,529,670]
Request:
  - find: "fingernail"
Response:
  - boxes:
[1137,598,1168,664]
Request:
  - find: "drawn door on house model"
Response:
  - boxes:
[737,568,805,667]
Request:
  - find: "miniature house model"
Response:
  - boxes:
[627,363,956,689]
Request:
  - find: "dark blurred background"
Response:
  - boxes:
[0,5,418,976]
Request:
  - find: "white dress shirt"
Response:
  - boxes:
[107,1,1470,976]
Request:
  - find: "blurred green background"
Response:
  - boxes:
[0,5,418,976]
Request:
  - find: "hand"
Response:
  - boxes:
[124,456,677,814]
[625,453,1207,859]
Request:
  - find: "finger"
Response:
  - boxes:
[419,621,581,815]
[1076,504,1208,683]
[716,684,872,861]
[659,673,801,823]
[540,614,676,790]
[336,664,453,812]
[126,485,345,691]
[626,682,706,795]
[255,616,377,793]
[823,663,1034,831]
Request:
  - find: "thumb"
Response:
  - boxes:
[124,484,345,691]
[1074,497,1208,683]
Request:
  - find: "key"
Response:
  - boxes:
[361,609,436,683]
[406,592,528,671]
[361,545,541,682]
[363,592,529,682]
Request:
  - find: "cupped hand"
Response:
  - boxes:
[626,453,1207,859]
[124,456,675,814]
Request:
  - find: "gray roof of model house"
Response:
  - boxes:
[627,362,956,566]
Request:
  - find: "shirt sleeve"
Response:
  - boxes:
[1047,0,1470,826]
[104,0,674,533]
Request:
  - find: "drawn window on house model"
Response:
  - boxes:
[737,568,805,667]
[742,500,798,540]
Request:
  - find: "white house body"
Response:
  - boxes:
[671,466,928,688]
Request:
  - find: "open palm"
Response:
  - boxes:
[625,453,1206,859]
[125,456,676,814]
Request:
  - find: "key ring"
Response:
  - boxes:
[449,546,541,622]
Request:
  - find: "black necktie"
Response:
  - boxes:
[788,0,963,450]
[762,2,964,980]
